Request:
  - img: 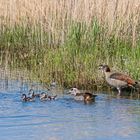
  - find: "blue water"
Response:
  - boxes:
[0,80,140,140]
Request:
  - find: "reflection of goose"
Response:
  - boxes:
[21,94,35,102]
[28,89,40,98]
[69,88,97,102]
[99,64,138,96]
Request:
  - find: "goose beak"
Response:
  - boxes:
[67,90,72,94]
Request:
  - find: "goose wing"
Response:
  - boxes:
[110,73,135,85]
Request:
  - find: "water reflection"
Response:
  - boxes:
[0,80,140,140]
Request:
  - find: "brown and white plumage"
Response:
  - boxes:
[69,88,97,102]
[99,64,137,96]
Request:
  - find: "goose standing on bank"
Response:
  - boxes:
[99,64,138,96]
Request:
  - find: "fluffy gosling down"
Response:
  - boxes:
[21,94,35,102]
[39,92,57,101]
[28,89,40,98]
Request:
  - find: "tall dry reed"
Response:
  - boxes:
[0,0,139,46]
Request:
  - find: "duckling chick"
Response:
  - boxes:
[48,95,57,100]
[28,89,40,98]
[69,88,97,102]
[21,94,35,102]
[39,92,48,101]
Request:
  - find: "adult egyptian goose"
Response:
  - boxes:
[69,88,97,102]
[99,64,137,96]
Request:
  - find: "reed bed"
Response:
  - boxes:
[0,0,140,89]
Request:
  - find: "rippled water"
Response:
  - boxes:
[0,80,140,140]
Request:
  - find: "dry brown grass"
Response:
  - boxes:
[0,0,139,23]
[0,0,140,46]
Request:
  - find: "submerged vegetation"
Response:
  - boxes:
[0,0,140,89]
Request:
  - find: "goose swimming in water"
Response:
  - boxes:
[69,88,97,102]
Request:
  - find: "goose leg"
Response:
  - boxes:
[117,87,121,96]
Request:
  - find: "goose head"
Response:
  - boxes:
[28,89,35,97]
[21,94,26,100]
[68,88,80,96]
[99,64,111,73]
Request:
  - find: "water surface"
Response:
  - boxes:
[0,80,140,140]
